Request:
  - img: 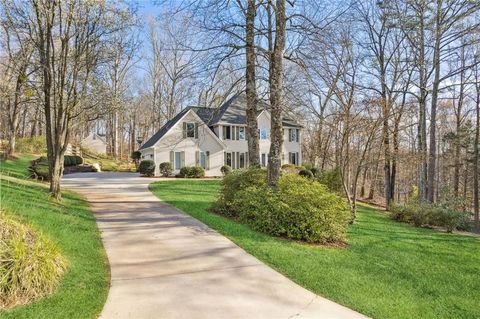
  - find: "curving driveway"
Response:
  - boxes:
[63,172,368,319]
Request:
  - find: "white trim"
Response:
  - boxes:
[149,109,226,149]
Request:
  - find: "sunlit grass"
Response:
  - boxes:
[150,180,480,319]
[0,157,109,319]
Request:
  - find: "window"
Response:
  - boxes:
[289,128,300,142]
[223,126,231,140]
[260,128,269,140]
[261,153,267,167]
[225,152,232,166]
[186,123,195,138]
[175,152,182,170]
[239,127,245,140]
[200,151,207,169]
[239,153,245,168]
[289,152,299,165]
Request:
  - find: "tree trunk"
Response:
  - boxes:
[474,79,479,232]
[267,0,286,187]
[245,0,260,167]
[427,1,442,203]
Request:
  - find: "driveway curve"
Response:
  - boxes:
[63,172,368,319]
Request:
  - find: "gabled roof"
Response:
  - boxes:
[139,94,302,150]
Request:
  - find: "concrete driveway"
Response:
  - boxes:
[63,172,368,319]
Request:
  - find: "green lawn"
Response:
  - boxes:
[150,180,480,319]
[0,157,109,319]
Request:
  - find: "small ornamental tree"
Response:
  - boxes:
[131,151,142,169]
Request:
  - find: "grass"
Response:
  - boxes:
[150,180,480,319]
[0,157,109,319]
[0,155,34,178]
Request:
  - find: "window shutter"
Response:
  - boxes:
[194,123,199,139]
[245,152,249,167]
[296,129,299,142]
[236,126,239,140]
[288,129,292,142]
[296,152,299,165]
[206,151,210,170]
[195,151,200,165]
[181,151,185,167]
[224,152,227,165]
[222,126,226,139]
[170,151,174,164]
[182,122,187,138]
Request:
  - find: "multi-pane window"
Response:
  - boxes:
[223,125,246,140]
[224,152,248,169]
[260,128,269,140]
[288,128,300,142]
[175,151,182,170]
[261,153,267,167]
[289,152,299,165]
[239,127,245,140]
[200,151,207,169]
[222,126,231,140]
[186,123,195,137]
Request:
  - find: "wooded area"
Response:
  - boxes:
[1,0,479,231]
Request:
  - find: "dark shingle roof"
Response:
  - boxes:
[139,94,302,150]
[139,108,190,150]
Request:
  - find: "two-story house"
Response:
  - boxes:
[138,94,302,176]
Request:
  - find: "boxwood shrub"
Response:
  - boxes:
[138,160,155,177]
[211,169,350,244]
[179,166,205,178]
[159,162,173,177]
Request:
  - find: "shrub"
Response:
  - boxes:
[233,174,350,243]
[390,202,471,232]
[281,164,297,175]
[179,166,205,178]
[212,171,350,244]
[317,168,344,194]
[310,167,320,177]
[63,156,72,167]
[159,162,173,177]
[0,213,66,308]
[211,168,267,217]
[29,157,50,180]
[138,160,155,177]
[74,156,83,165]
[299,169,314,179]
[220,165,232,176]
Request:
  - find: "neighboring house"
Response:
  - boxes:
[80,133,107,154]
[139,94,302,176]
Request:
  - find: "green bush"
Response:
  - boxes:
[74,156,83,165]
[212,170,350,244]
[317,168,344,194]
[159,162,173,177]
[138,160,155,177]
[211,168,267,217]
[390,202,471,232]
[281,164,297,175]
[220,165,232,176]
[310,167,320,177]
[179,166,205,178]
[0,213,66,308]
[299,169,314,179]
[28,157,50,180]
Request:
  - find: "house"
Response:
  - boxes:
[138,94,302,176]
[80,133,107,154]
